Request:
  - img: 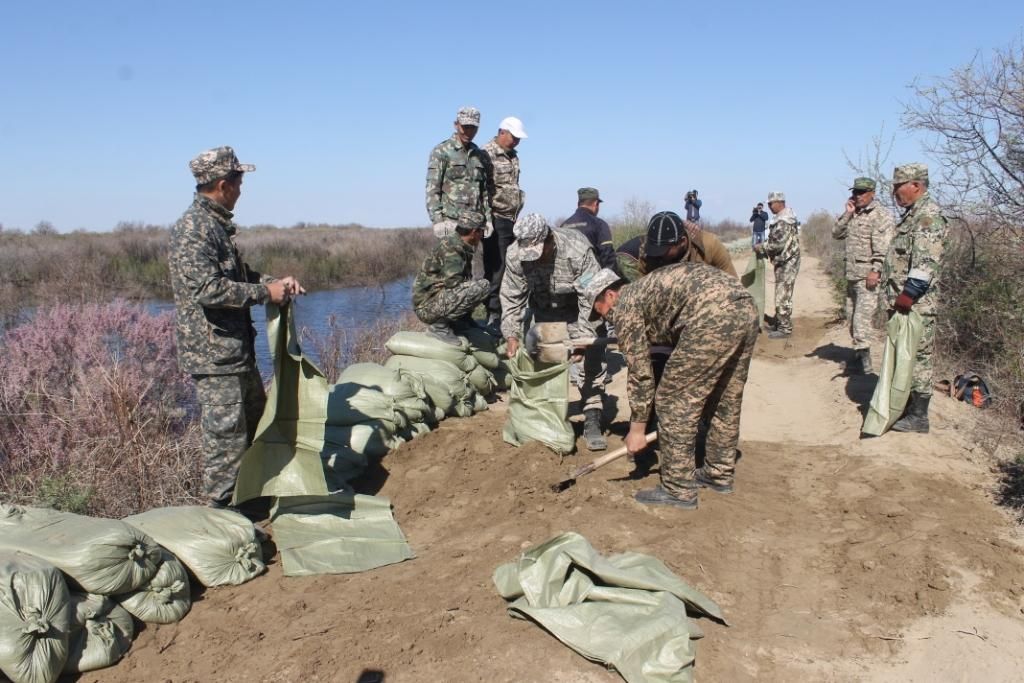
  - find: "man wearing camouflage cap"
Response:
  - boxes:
[561,188,617,271]
[755,191,801,338]
[882,163,949,433]
[169,146,305,512]
[481,116,528,334]
[500,212,608,449]
[412,210,492,345]
[426,106,493,238]
[833,177,895,373]
[583,262,759,509]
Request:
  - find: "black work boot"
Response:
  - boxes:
[635,485,698,509]
[891,392,930,433]
[858,348,874,374]
[695,468,734,494]
[767,329,791,339]
[428,321,461,346]
[582,408,607,451]
[484,312,502,338]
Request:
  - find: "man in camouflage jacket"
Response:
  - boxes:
[756,191,801,338]
[500,213,608,449]
[883,163,949,433]
[426,106,492,238]
[583,264,759,509]
[481,116,527,330]
[169,146,303,510]
[832,177,895,373]
[412,210,491,345]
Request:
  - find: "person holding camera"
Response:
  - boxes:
[750,203,769,246]
[684,189,702,222]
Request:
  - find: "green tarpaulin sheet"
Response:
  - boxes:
[862,311,924,436]
[494,532,724,683]
[271,495,415,577]
[740,254,766,323]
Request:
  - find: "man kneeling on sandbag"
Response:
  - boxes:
[412,210,492,345]
[582,263,759,510]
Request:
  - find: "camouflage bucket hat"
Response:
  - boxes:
[576,268,622,321]
[513,212,551,261]
[457,210,490,237]
[850,177,876,191]
[767,191,786,203]
[577,187,602,203]
[189,146,255,185]
[892,163,928,184]
[456,106,481,126]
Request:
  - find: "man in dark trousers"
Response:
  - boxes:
[560,187,617,270]
[750,203,769,246]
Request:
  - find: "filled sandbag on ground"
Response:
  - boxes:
[271,495,415,577]
[339,364,441,424]
[385,331,477,372]
[502,350,575,454]
[458,327,507,371]
[124,507,265,587]
[325,383,411,428]
[384,355,477,417]
[0,551,70,683]
[63,593,133,674]
[0,504,160,596]
[113,550,191,624]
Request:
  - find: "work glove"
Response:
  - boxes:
[893,292,915,313]
[484,220,494,238]
[432,220,457,237]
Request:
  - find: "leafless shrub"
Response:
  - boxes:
[301,311,422,383]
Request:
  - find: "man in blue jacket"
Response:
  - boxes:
[560,187,617,271]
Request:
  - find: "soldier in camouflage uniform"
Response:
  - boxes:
[883,163,949,433]
[169,146,304,510]
[500,213,608,449]
[426,106,493,238]
[412,210,492,345]
[584,264,759,509]
[755,191,801,338]
[832,177,895,374]
[481,116,527,333]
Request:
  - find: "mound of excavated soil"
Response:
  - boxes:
[89,257,1024,683]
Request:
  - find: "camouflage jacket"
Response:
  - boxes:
[616,226,737,283]
[883,192,948,315]
[482,137,523,220]
[425,134,492,225]
[832,199,895,280]
[500,227,600,341]
[607,262,754,423]
[763,207,800,264]
[169,194,273,375]
[411,233,475,309]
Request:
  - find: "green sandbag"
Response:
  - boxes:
[322,447,367,492]
[0,551,70,683]
[271,495,415,577]
[862,311,924,436]
[124,507,265,588]
[494,532,725,683]
[502,349,575,454]
[385,331,477,372]
[0,504,160,596]
[326,383,409,428]
[113,550,191,624]
[336,364,436,425]
[326,420,401,458]
[467,363,497,395]
[459,327,507,370]
[740,254,766,323]
[63,593,133,674]
[384,355,477,417]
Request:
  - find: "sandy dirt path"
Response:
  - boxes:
[88,255,1024,683]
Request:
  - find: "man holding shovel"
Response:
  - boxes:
[582,264,758,509]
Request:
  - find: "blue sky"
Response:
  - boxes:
[2,1,1021,231]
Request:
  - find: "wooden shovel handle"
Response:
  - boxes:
[570,431,658,479]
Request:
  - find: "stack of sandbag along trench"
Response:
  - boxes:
[0,502,265,683]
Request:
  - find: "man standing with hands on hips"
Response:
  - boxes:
[170,146,305,514]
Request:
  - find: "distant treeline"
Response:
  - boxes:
[0,221,435,328]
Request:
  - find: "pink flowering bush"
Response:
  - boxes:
[0,301,202,516]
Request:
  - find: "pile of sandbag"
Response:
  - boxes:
[0,503,266,682]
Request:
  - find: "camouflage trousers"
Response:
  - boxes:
[657,297,758,496]
[845,279,881,350]
[414,279,490,325]
[912,312,936,396]
[193,367,266,506]
[579,322,608,413]
[772,253,801,334]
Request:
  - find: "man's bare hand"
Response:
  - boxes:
[625,422,649,456]
[506,337,519,358]
[266,280,289,304]
[844,199,856,216]
[865,271,880,290]
[279,276,306,297]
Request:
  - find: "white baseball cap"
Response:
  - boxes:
[499,116,528,139]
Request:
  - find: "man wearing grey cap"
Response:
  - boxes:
[169,146,305,513]
[481,116,528,333]
[426,106,493,238]
[882,163,949,433]
[500,213,608,449]
[754,192,801,338]
[833,177,895,373]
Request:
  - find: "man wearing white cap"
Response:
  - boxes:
[482,116,528,334]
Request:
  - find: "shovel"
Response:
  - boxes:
[550,431,658,492]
